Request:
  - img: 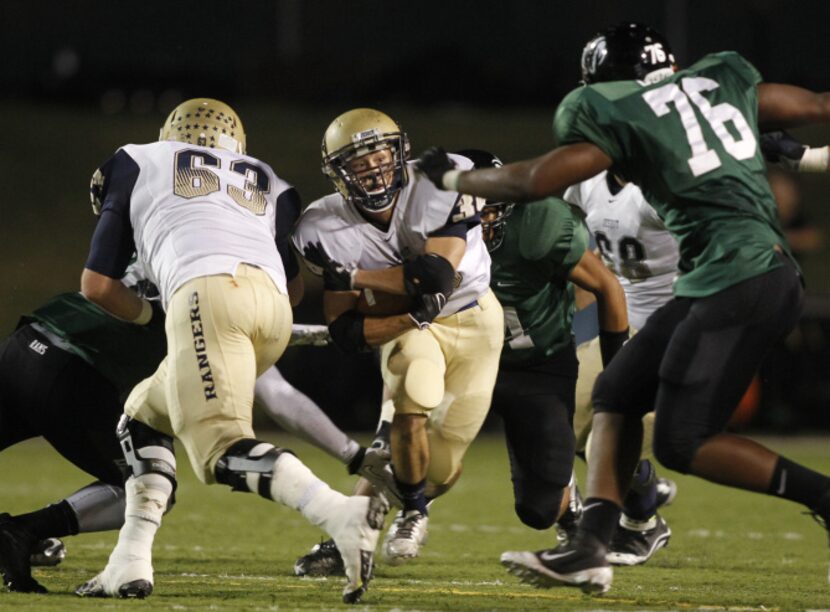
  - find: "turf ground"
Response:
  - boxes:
[1,433,829,611]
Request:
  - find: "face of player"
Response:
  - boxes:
[480,208,499,245]
[347,147,396,197]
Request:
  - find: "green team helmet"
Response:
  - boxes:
[455,149,514,252]
[581,22,676,85]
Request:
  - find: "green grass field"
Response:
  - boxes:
[1,433,829,610]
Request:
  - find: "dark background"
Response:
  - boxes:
[2,0,830,431]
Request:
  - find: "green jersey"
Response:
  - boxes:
[490,198,588,367]
[554,52,793,297]
[20,292,167,395]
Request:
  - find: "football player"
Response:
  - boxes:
[417,23,830,593]
[459,149,629,540]
[74,98,387,604]
[566,129,829,566]
[293,109,503,566]
[0,264,165,593]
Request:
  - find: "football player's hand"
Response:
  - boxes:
[416,147,457,190]
[302,241,354,291]
[760,131,806,168]
[408,292,448,330]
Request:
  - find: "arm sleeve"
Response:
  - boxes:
[276,187,301,280]
[84,150,140,278]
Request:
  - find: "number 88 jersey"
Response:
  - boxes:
[554,51,793,299]
[564,172,678,330]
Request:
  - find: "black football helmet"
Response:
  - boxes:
[581,23,675,85]
[455,149,514,252]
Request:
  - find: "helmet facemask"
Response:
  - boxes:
[481,200,515,252]
[323,130,409,213]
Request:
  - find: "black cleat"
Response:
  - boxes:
[294,538,345,577]
[606,513,671,566]
[501,532,612,595]
[0,513,47,593]
[30,537,66,567]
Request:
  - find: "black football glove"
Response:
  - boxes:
[408,292,449,330]
[416,147,456,190]
[760,131,806,169]
[302,241,354,291]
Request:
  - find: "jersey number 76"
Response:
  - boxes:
[642,77,757,177]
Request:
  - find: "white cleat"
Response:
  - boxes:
[382,509,428,566]
[326,494,388,604]
[75,556,154,599]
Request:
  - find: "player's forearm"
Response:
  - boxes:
[352,266,407,295]
[81,268,151,324]
[595,289,629,333]
[363,313,416,346]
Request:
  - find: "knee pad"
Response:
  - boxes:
[404,358,444,408]
[214,439,290,498]
[117,415,177,491]
[513,485,564,530]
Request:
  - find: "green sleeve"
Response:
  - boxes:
[518,198,588,276]
[716,51,763,88]
[553,87,625,162]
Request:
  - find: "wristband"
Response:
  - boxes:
[442,169,463,191]
[599,328,629,368]
[349,268,358,290]
[133,299,153,325]
[799,146,830,173]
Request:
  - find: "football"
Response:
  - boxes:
[355,289,413,316]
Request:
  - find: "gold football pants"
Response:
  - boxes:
[380,289,503,485]
[126,265,292,483]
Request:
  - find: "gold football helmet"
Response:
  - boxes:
[321,108,410,212]
[159,98,246,154]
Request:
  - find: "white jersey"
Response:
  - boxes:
[106,141,293,307]
[564,171,679,329]
[293,158,491,316]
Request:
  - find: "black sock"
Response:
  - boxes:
[768,456,830,509]
[396,478,428,515]
[579,497,621,546]
[346,447,366,475]
[622,459,658,521]
[13,500,78,539]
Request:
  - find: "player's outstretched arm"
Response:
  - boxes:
[417,143,612,203]
[758,83,830,131]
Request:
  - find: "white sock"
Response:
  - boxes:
[267,453,346,528]
[106,474,171,573]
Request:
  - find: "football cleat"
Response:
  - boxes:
[325,494,388,604]
[656,478,678,508]
[555,479,584,545]
[382,509,428,566]
[355,442,404,508]
[30,537,66,567]
[606,513,671,566]
[501,532,612,595]
[294,538,345,577]
[0,513,47,593]
[75,574,152,599]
